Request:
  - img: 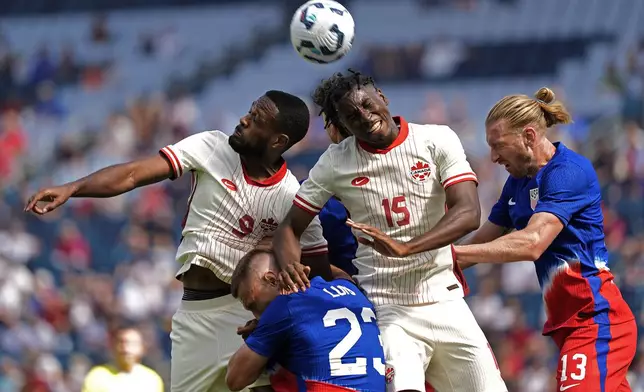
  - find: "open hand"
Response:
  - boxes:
[278,263,311,293]
[237,319,259,340]
[24,185,75,215]
[346,219,411,258]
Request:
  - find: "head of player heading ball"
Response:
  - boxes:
[290,0,355,64]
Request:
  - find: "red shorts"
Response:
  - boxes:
[551,320,637,392]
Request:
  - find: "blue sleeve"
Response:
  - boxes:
[245,296,292,358]
[534,162,592,226]
[487,178,513,228]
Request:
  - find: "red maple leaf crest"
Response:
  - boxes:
[260,218,278,231]
[410,161,431,181]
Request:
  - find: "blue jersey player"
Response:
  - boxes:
[453,88,636,392]
[226,249,385,392]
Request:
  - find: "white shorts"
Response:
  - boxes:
[170,294,270,392]
[377,298,507,392]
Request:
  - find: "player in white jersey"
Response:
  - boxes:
[25,90,330,392]
[273,71,507,392]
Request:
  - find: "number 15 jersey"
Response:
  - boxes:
[295,117,476,306]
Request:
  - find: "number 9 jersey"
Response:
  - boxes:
[245,277,386,391]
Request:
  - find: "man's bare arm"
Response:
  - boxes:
[455,212,564,264]
[272,207,317,290]
[457,220,512,269]
[226,344,269,391]
[405,181,481,255]
[25,155,173,214]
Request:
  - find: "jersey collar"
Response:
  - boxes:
[357,116,408,154]
[242,160,288,187]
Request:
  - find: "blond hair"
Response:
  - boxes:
[486,87,573,133]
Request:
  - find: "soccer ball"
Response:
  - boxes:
[290,0,355,64]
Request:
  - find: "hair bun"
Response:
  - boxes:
[534,87,556,104]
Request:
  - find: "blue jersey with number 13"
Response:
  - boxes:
[245,277,385,391]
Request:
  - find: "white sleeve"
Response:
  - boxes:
[159,130,225,179]
[432,125,478,189]
[294,147,336,215]
[300,216,329,256]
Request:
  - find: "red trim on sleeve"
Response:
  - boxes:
[443,172,478,189]
[302,249,329,256]
[293,195,322,215]
[160,147,182,178]
[302,244,328,255]
[357,116,409,154]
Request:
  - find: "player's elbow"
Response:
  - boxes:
[225,370,249,392]
[459,206,481,235]
[524,233,547,261]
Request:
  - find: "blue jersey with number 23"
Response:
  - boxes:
[245,277,385,391]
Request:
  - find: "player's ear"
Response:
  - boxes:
[523,126,537,146]
[272,133,290,150]
[263,271,279,287]
[326,124,341,144]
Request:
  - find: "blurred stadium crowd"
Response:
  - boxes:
[0,0,643,391]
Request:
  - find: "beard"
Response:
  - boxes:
[228,135,265,156]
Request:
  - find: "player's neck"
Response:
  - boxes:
[370,120,399,149]
[115,360,136,373]
[530,140,556,176]
[240,155,284,180]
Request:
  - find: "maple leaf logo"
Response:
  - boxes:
[260,218,279,231]
[409,160,431,183]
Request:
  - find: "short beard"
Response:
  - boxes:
[228,137,264,157]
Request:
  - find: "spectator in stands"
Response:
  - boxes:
[56,46,81,86]
[90,14,112,44]
[82,325,163,392]
[29,46,55,86]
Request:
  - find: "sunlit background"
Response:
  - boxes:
[0,0,643,391]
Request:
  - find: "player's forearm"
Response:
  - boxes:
[273,221,304,267]
[226,346,267,391]
[456,222,512,269]
[71,157,170,198]
[405,205,480,255]
[454,230,542,264]
[68,163,141,197]
[226,354,258,391]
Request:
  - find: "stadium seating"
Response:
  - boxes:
[0,1,643,391]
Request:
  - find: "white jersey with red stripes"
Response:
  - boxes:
[160,130,328,283]
[295,117,476,306]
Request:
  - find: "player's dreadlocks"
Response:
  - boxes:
[312,69,377,139]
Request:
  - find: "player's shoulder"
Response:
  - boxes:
[265,294,293,316]
[184,129,229,143]
[544,143,596,179]
[86,364,117,376]
[329,137,357,158]
[136,364,162,379]
[408,122,457,138]
[408,122,461,149]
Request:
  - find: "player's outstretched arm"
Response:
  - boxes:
[25,155,173,215]
[273,206,316,291]
[454,212,563,264]
[457,220,512,269]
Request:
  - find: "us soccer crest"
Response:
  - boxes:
[409,160,432,184]
[529,188,539,210]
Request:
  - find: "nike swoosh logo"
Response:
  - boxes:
[508,198,516,205]
[560,384,580,391]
